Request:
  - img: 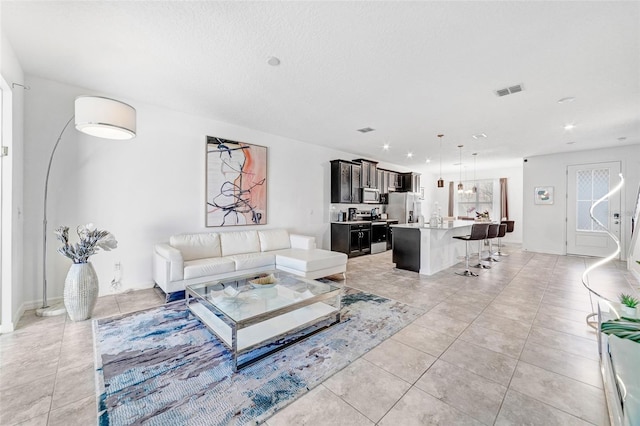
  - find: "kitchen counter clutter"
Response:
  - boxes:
[390,221,473,275]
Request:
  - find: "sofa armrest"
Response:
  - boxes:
[289,234,316,250]
[153,243,184,283]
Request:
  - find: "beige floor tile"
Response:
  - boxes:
[440,340,518,386]
[483,301,539,323]
[378,387,483,426]
[519,341,603,388]
[391,323,456,357]
[0,373,55,425]
[458,324,526,358]
[411,310,471,337]
[12,413,49,426]
[267,385,374,426]
[527,326,599,361]
[472,311,531,337]
[363,339,436,384]
[47,395,96,426]
[323,358,411,422]
[415,359,507,425]
[509,361,608,425]
[534,312,598,341]
[51,362,95,410]
[495,389,594,426]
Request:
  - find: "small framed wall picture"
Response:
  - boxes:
[534,186,554,205]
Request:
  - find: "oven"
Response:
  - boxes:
[371,222,388,254]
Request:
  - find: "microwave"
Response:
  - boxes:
[361,187,380,203]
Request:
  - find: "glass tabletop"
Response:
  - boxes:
[187,271,340,323]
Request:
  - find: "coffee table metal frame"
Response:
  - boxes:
[185,271,342,371]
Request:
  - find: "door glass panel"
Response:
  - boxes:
[577,201,593,230]
[575,168,610,232]
[593,169,610,199]
[577,170,591,200]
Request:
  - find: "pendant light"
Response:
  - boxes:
[457,145,464,193]
[472,152,478,194]
[437,134,444,188]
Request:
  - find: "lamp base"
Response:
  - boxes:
[36,302,66,317]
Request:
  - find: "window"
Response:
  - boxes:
[456,179,499,219]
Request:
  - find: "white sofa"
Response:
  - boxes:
[153,229,347,296]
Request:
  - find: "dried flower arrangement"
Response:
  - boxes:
[55,223,118,264]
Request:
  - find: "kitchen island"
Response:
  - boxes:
[390,221,474,275]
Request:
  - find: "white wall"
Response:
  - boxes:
[522,145,640,255]
[1,31,25,331]
[427,167,524,244]
[22,76,402,305]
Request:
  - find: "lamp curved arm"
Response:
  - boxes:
[41,115,74,309]
[581,173,624,308]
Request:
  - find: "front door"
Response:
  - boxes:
[566,161,622,258]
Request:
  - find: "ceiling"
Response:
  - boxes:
[2,1,639,173]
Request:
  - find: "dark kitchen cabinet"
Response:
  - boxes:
[388,171,402,191]
[399,172,421,193]
[331,160,362,203]
[331,222,371,257]
[387,220,398,250]
[353,159,378,189]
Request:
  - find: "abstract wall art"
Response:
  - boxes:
[206,136,267,226]
[534,186,554,205]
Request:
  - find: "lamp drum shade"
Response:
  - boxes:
[74,96,136,140]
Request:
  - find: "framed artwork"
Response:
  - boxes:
[206,136,267,226]
[534,186,554,205]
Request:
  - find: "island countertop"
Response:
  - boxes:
[390,220,476,230]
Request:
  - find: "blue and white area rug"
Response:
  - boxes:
[93,287,423,426]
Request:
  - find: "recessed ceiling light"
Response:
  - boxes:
[557,97,576,104]
[564,123,576,131]
[356,127,375,133]
[382,143,390,151]
[407,152,413,158]
[472,133,487,140]
[267,56,281,66]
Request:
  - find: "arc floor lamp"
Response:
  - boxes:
[36,96,136,317]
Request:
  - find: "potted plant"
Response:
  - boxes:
[619,293,639,317]
[55,224,117,321]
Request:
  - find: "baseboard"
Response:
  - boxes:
[1,301,26,333]
[22,296,63,311]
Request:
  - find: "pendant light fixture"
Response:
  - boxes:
[472,152,478,194]
[457,145,464,193]
[437,134,444,188]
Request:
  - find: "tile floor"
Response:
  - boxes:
[1,247,638,425]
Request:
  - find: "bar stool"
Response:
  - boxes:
[481,223,500,263]
[453,223,490,277]
[494,223,508,256]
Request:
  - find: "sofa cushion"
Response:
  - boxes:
[183,257,235,280]
[169,233,221,261]
[226,252,275,270]
[220,231,261,256]
[258,229,291,252]
[275,249,347,272]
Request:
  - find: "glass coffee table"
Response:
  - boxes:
[186,270,342,371]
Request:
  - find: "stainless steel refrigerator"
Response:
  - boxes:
[386,192,421,224]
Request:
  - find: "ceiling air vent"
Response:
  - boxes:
[356,127,375,133]
[495,84,524,97]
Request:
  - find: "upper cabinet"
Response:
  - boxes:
[353,159,378,188]
[399,172,421,193]
[331,160,362,203]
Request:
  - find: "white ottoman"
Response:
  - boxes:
[275,249,348,280]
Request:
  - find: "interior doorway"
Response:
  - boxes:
[566,161,622,258]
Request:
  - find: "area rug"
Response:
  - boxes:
[93,287,423,426]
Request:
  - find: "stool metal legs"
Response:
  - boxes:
[473,240,491,269]
[456,240,478,277]
[494,238,509,256]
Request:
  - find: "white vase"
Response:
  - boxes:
[64,262,99,321]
